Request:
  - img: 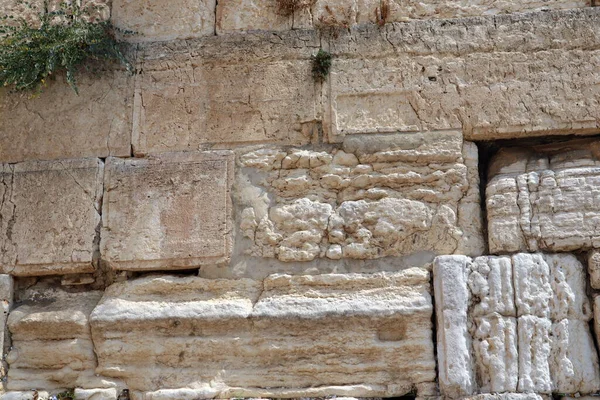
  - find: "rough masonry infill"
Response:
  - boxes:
[90,269,435,396]
[101,151,234,271]
[487,139,600,254]
[238,131,484,262]
[434,253,600,398]
[0,159,103,276]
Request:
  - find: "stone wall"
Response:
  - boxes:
[1,0,600,399]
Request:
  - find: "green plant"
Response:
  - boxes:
[0,0,133,94]
[312,48,332,81]
[55,389,75,400]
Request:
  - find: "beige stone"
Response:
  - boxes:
[0,0,110,27]
[6,291,108,390]
[216,0,292,33]
[132,36,320,155]
[588,250,600,290]
[111,0,215,42]
[487,143,600,253]
[91,269,435,394]
[0,68,132,164]
[239,131,484,261]
[0,159,103,276]
[101,151,234,271]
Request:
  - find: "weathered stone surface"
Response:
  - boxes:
[588,250,600,290]
[74,388,118,400]
[6,291,111,390]
[434,253,600,396]
[132,36,320,155]
[327,8,600,142]
[0,391,51,400]
[0,68,132,164]
[0,159,103,276]
[111,0,215,42]
[215,0,589,33]
[91,269,435,394]
[0,0,110,26]
[464,395,546,400]
[487,141,600,253]
[238,132,484,262]
[101,151,234,271]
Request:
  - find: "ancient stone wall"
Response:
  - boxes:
[0,0,600,399]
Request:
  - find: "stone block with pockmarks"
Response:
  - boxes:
[0,159,103,276]
[101,151,234,271]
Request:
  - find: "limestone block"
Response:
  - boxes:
[0,69,132,164]
[239,132,485,262]
[216,0,291,33]
[0,392,51,400]
[132,37,319,155]
[0,159,103,276]
[588,250,600,289]
[101,151,234,271]
[468,256,515,317]
[90,269,435,394]
[111,0,215,42]
[74,388,118,400]
[6,291,104,390]
[328,9,600,142]
[487,142,600,253]
[517,315,552,393]
[464,395,546,400]
[0,0,110,27]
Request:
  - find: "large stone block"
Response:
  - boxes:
[434,253,600,397]
[101,151,234,271]
[487,141,600,253]
[327,9,600,142]
[0,68,132,164]
[111,0,215,42]
[132,36,320,155]
[0,159,103,276]
[238,132,484,262]
[90,269,435,394]
[6,291,111,390]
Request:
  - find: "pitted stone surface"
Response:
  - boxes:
[90,269,435,394]
[434,253,600,397]
[238,132,484,261]
[101,151,234,271]
[487,141,600,253]
[0,159,103,276]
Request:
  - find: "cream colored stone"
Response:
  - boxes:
[216,0,291,33]
[91,269,435,394]
[0,69,132,164]
[6,291,106,390]
[0,159,103,276]
[132,37,319,155]
[0,392,51,400]
[111,0,215,42]
[239,132,484,261]
[487,143,600,253]
[0,0,109,27]
[74,388,118,400]
[588,250,600,290]
[101,151,233,271]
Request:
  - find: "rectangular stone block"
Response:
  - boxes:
[0,69,132,164]
[132,38,319,155]
[0,159,103,276]
[90,269,435,394]
[111,0,215,42]
[6,291,109,390]
[327,9,600,142]
[517,315,552,393]
[487,142,600,253]
[101,151,234,270]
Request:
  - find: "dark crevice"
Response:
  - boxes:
[475,141,498,254]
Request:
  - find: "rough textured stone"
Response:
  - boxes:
[0,159,103,276]
[588,250,600,290]
[0,68,132,164]
[0,0,110,26]
[434,253,600,396]
[101,151,234,271]
[90,269,435,394]
[327,9,600,142]
[132,36,320,155]
[74,388,118,400]
[111,0,215,42]
[487,141,600,253]
[0,391,51,400]
[238,132,484,262]
[5,291,113,390]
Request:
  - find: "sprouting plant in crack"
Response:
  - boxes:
[312,49,332,81]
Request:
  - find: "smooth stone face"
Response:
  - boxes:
[90,269,435,394]
[101,151,234,271]
[0,159,103,276]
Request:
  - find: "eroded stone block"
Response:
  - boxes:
[101,151,233,271]
[487,142,600,253]
[90,269,435,394]
[0,69,132,164]
[0,159,103,276]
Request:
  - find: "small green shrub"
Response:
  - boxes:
[0,0,133,94]
[312,48,332,81]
